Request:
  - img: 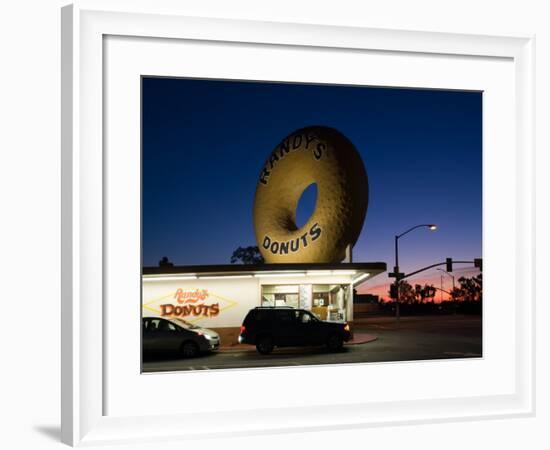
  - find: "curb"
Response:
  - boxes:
[346,333,378,345]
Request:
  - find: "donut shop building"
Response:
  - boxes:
[142,262,386,342]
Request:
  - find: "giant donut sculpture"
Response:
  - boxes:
[253,126,368,264]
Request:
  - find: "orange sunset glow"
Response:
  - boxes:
[358,266,481,303]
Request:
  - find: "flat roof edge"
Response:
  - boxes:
[143,262,387,276]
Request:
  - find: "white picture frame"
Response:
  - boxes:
[61,2,535,446]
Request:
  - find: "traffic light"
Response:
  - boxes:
[389,284,398,299]
[474,258,483,271]
[446,257,453,272]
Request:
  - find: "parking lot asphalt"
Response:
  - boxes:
[142,315,482,373]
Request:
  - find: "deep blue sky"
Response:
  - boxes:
[142,77,482,288]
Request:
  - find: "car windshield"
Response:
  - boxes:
[170,317,201,330]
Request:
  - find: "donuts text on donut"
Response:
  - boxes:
[261,222,322,256]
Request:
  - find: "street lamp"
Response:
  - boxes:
[394,224,437,322]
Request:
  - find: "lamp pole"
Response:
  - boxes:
[394,224,437,322]
[437,268,456,314]
[437,268,456,297]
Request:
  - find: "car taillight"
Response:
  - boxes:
[240,325,246,334]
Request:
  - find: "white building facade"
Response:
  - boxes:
[142,264,386,336]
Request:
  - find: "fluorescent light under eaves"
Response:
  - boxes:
[144,275,197,282]
[306,271,333,276]
[352,273,370,284]
[305,270,357,276]
[198,275,253,280]
[254,273,306,278]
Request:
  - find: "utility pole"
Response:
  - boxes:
[394,236,400,323]
[437,267,456,313]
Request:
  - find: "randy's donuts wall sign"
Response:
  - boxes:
[160,289,220,318]
[253,126,368,264]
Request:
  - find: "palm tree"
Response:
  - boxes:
[414,284,436,303]
[414,284,423,304]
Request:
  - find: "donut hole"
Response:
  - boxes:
[295,182,318,229]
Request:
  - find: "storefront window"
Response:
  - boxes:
[261,284,350,321]
[312,284,348,321]
[261,285,299,308]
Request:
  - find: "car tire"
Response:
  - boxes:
[256,335,274,355]
[180,341,199,358]
[327,333,343,352]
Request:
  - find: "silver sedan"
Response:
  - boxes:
[142,316,220,358]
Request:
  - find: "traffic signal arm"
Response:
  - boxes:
[402,259,480,280]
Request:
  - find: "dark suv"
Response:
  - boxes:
[238,307,353,354]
